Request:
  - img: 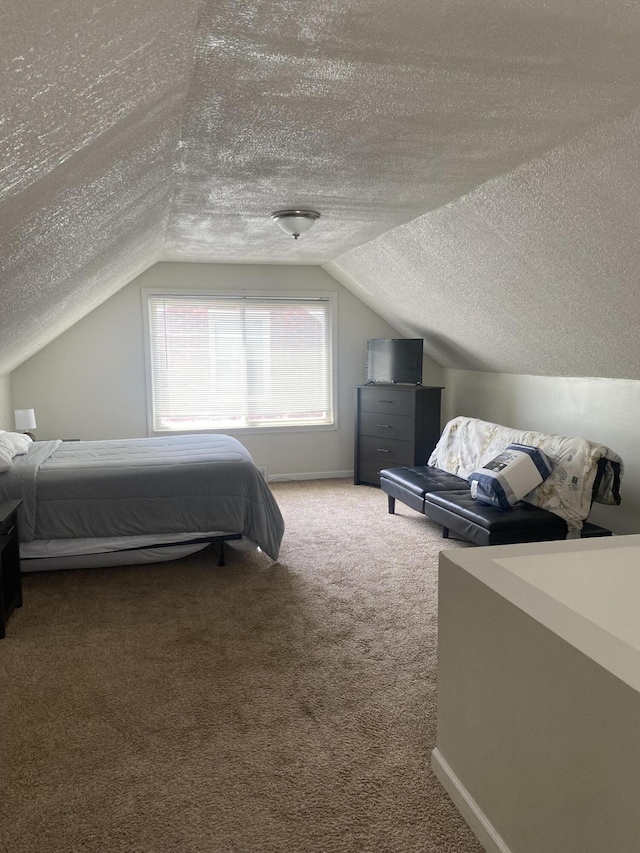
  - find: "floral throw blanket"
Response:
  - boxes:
[428,416,623,536]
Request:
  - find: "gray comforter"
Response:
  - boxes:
[0,434,284,560]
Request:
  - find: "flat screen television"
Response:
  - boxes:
[366,338,423,384]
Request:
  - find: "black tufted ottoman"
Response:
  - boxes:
[380,466,469,515]
[422,488,569,546]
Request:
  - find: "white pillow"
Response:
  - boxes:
[1,431,32,456]
[0,439,14,473]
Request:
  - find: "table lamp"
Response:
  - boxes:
[14,408,36,441]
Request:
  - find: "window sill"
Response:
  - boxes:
[150,422,338,437]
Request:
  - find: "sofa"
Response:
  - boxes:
[380,416,623,546]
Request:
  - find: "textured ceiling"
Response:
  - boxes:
[2,0,640,375]
[327,105,640,379]
[165,0,640,262]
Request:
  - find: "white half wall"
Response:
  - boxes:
[435,536,640,853]
[444,369,639,534]
[11,262,443,479]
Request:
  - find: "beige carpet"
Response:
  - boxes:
[0,479,483,853]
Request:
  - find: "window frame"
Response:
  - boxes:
[142,288,338,436]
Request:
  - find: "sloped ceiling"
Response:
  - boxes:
[327,105,640,379]
[2,1,640,376]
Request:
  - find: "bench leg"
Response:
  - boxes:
[442,527,450,539]
[387,495,396,514]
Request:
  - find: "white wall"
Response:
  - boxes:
[11,262,443,479]
[0,375,13,430]
[444,369,640,534]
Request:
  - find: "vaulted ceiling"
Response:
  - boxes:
[3,1,640,377]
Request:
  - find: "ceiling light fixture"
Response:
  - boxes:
[270,209,321,240]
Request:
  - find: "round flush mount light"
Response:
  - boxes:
[270,209,321,239]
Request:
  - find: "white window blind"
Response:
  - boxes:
[146,293,334,432]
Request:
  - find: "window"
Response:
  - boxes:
[144,291,335,433]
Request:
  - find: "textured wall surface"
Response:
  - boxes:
[0,0,203,372]
[328,106,640,379]
[2,0,640,375]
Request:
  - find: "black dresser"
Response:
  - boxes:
[354,385,443,486]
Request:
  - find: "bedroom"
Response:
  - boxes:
[2,2,640,852]
[7,250,640,537]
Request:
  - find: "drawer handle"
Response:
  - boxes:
[376,424,391,428]
[379,400,394,404]
[377,448,391,453]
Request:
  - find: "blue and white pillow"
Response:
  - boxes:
[469,443,553,510]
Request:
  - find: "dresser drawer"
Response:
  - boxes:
[358,410,413,441]
[358,434,413,468]
[358,387,415,417]
[357,460,387,485]
[358,445,412,485]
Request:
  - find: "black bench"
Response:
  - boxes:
[380,465,612,547]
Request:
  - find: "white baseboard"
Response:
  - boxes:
[267,470,353,483]
[431,748,513,853]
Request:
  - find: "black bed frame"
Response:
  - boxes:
[115,533,244,566]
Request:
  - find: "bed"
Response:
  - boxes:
[0,432,284,572]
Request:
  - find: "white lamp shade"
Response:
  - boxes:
[15,408,36,431]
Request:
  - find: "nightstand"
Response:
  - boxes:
[0,500,23,638]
